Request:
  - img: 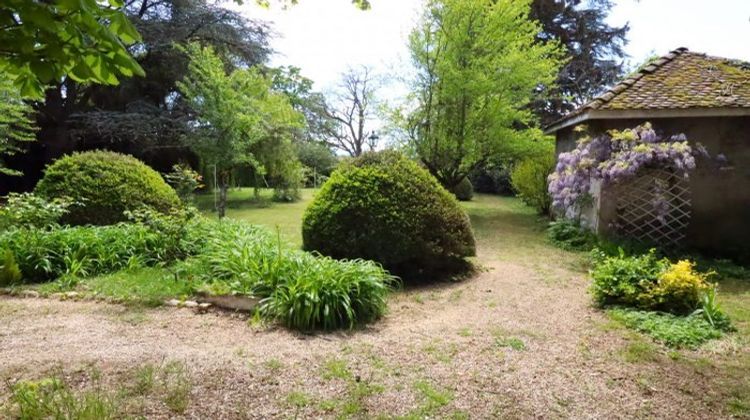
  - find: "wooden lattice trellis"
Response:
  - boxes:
[613,168,691,247]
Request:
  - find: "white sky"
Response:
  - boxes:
[231,0,750,95]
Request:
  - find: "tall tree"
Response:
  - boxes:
[405,0,562,190]
[530,0,629,125]
[178,44,303,218]
[0,0,273,194]
[269,66,337,145]
[0,75,36,176]
[325,66,381,157]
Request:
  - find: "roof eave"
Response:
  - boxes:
[544,107,750,135]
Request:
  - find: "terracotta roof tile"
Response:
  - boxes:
[546,48,750,129]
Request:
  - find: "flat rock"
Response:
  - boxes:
[197,294,259,312]
[21,290,40,298]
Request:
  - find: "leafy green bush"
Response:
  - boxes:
[301,150,476,279]
[164,164,203,205]
[591,249,722,314]
[35,151,180,225]
[510,154,554,214]
[0,212,206,283]
[608,307,729,348]
[180,220,394,330]
[547,219,597,251]
[590,249,670,308]
[468,162,513,194]
[0,249,22,286]
[451,177,473,201]
[0,193,74,230]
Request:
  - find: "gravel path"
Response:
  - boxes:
[0,220,741,418]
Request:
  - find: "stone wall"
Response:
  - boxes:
[554,116,750,261]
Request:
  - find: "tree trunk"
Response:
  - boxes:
[218,172,229,219]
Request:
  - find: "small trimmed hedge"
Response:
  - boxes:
[35,151,180,225]
[302,151,476,279]
[452,177,474,201]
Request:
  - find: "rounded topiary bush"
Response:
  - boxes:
[35,151,180,225]
[452,177,474,201]
[302,151,476,279]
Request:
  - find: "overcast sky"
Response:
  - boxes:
[231,0,750,95]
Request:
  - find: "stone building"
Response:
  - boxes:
[544,48,750,260]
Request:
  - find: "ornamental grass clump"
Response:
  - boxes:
[181,220,394,330]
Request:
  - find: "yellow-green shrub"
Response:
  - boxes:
[590,250,714,314]
[511,154,555,214]
[642,260,713,313]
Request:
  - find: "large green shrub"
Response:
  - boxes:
[511,154,555,214]
[35,151,180,225]
[302,151,476,279]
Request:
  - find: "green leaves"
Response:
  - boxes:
[0,74,36,174]
[0,0,144,99]
[405,0,563,189]
[178,44,303,193]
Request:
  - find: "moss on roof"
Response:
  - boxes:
[547,48,750,129]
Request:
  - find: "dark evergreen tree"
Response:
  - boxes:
[530,0,629,125]
[2,0,272,192]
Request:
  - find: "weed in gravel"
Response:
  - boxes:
[321,358,352,381]
[162,361,191,413]
[495,337,526,351]
[4,377,117,419]
[423,340,459,363]
[619,340,659,363]
[264,358,284,373]
[285,391,311,408]
[132,364,156,396]
[0,301,23,318]
[457,327,472,337]
[403,380,454,418]
[448,289,463,302]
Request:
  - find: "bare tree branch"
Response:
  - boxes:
[323,65,381,157]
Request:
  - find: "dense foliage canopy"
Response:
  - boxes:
[178,44,303,217]
[404,0,563,190]
[0,0,144,99]
[0,76,35,176]
[530,0,629,125]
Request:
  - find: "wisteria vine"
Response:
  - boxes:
[548,122,707,219]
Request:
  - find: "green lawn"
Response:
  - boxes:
[195,188,315,248]
[5,189,750,416]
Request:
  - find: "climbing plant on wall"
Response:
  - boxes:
[548,123,707,220]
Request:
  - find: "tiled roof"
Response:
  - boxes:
[546,48,750,130]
